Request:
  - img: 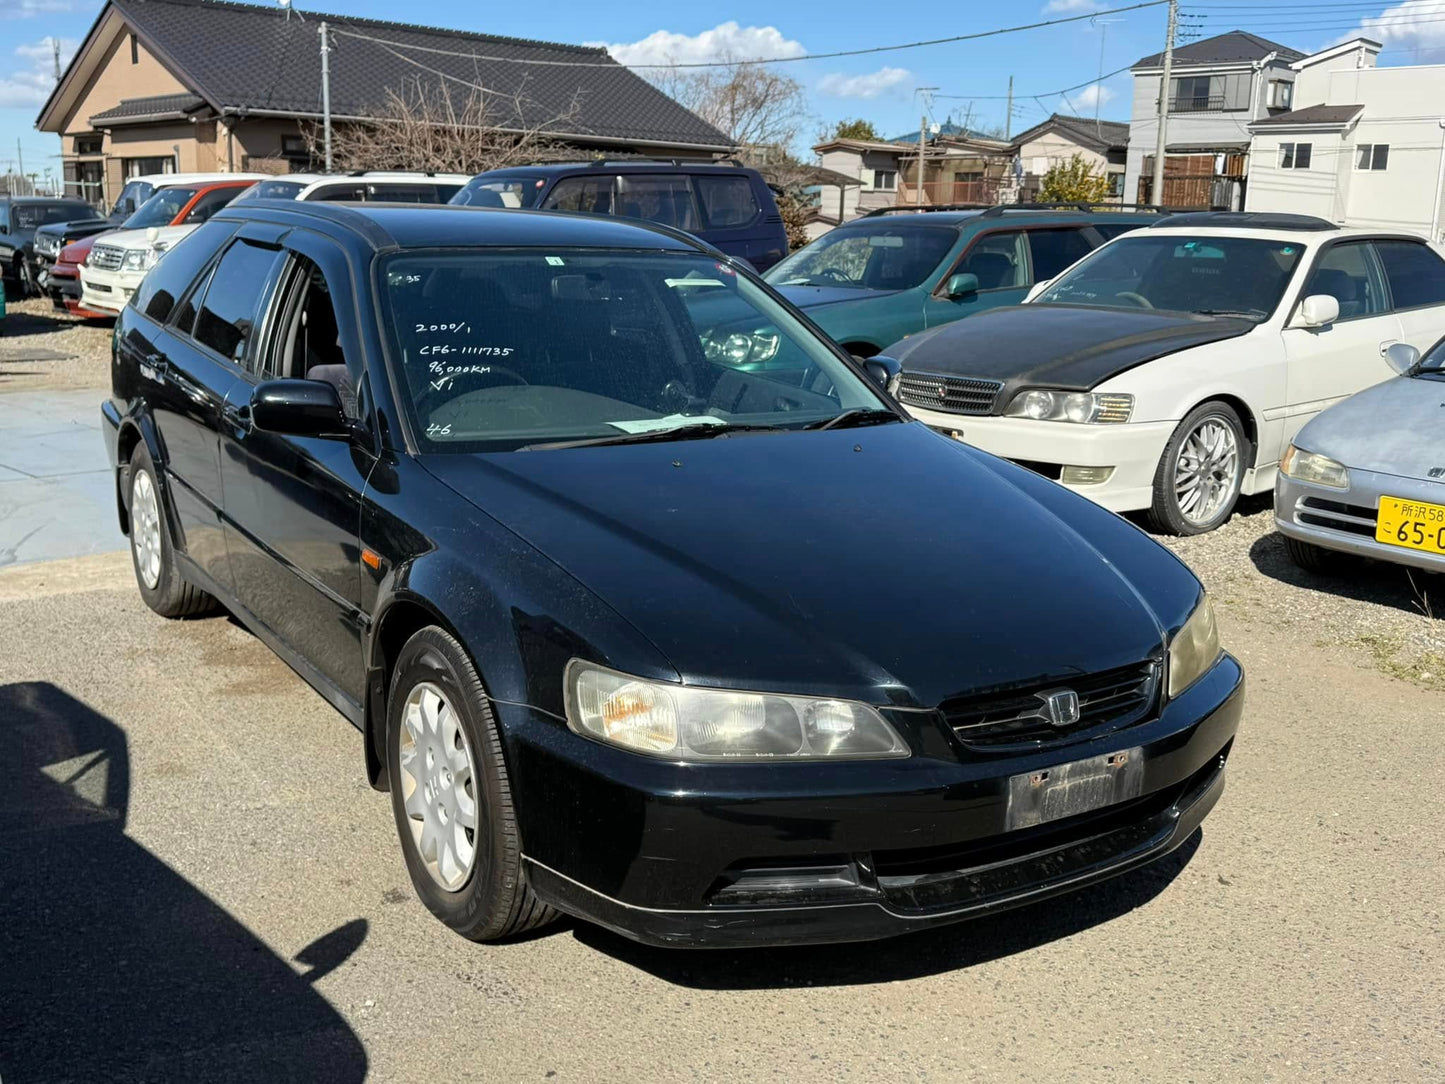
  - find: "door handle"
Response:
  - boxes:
[140,352,169,379]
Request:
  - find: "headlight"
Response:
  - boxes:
[702,329,780,366]
[1280,444,1348,489]
[1168,594,1221,699]
[1004,389,1133,424]
[564,661,910,761]
[121,249,148,271]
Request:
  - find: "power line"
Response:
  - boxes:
[328,0,1169,70]
[933,63,1136,102]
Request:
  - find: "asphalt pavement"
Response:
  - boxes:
[0,553,1441,1083]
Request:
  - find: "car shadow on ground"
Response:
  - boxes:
[573,832,1200,989]
[1248,528,1442,619]
[0,306,90,342]
[0,681,370,1083]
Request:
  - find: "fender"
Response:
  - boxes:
[111,403,174,541]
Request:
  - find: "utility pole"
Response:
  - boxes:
[1150,0,1178,207]
[16,139,26,196]
[319,21,333,172]
[51,36,62,81]
[1005,76,1014,140]
[917,113,927,207]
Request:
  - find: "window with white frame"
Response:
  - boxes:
[1356,144,1389,171]
[872,169,897,191]
[1279,142,1312,170]
[1266,80,1293,110]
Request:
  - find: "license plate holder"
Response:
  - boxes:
[1376,495,1445,555]
[1006,747,1144,831]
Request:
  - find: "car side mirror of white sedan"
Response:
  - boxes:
[1295,294,1340,328]
[1385,342,1421,374]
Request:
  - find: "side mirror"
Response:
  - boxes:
[1385,342,1420,375]
[250,379,355,441]
[1296,294,1340,328]
[861,354,902,392]
[145,227,159,244]
[944,272,979,299]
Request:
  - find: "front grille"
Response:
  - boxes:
[89,243,124,271]
[34,234,60,258]
[896,370,1002,416]
[1296,496,1377,538]
[942,660,1161,752]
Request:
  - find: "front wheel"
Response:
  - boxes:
[386,626,559,942]
[1284,535,1350,574]
[1148,402,1248,535]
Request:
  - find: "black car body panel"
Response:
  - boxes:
[884,304,1256,408]
[101,201,1242,947]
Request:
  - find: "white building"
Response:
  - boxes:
[1246,38,1445,240]
[1125,30,1304,208]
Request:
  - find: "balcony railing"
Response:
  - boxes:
[1166,95,1231,113]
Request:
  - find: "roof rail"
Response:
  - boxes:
[1148,211,1338,231]
[585,157,744,168]
[862,203,993,217]
[980,202,1200,217]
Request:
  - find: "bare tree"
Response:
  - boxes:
[304,75,585,174]
[652,60,808,149]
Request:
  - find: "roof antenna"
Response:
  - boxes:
[278,0,305,23]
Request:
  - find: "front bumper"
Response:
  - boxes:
[508,654,1243,948]
[79,263,143,316]
[1275,466,1445,572]
[902,406,1175,514]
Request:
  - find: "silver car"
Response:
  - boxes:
[1276,340,1445,572]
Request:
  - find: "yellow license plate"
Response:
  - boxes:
[1376,496,1445,554]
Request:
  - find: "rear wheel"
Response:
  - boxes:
[386,626,559,942]
[126,445,216,618]
[1284,535,1350,574]
[1148,402,1247,535]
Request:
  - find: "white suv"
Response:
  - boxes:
[230,172,471,204]
[888,212,1445,533]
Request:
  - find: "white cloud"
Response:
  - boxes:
[590,22,806,68]
[817,66,912,100]
[1069,83,1115,111]
[0,36,74,108]
[1351,0,1445,63]
[1042,0,1103,14]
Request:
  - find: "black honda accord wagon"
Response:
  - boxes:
[102,201,1242,948]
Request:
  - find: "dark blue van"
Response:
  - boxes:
[450,161,789,271]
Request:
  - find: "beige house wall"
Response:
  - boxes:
[60,32,188,139]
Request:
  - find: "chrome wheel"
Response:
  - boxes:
[131,469,162,590]
[1173,416,1239,527]
[397,682,478,891]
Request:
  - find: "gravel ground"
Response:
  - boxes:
[1159,494,1445,693]
[0,294,113,393]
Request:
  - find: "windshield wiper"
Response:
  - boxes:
[520,422,784,451]
[803,408,901,431]
[1193,308,1265,319]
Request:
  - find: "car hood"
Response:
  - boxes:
[421,423,1182,708]
[99,224,197,251]
[884,304,1256,401]
[1295,374,1445,480]
[772,284,900,310]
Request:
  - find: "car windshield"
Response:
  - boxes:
[1035,234,1306,320]
[233,179,307,201]
[765,224,958,291]
[111,180,154,217]
[13,203,91,230]
[450,176,540,208]
[379,250,891,451]
[123,187,200,229]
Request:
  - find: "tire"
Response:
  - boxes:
[125,445,217,618]
[1148,401,1248,536]
[386,626,559,942]
[17,258,34,299]
[1284,534,1348,574]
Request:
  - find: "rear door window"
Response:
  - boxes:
[190,239,284,364]
[1026,228,1095,282]
[615,175,700,231]
[695,176,761,228]
[1304,241,1388,319]
[1374,239,1445,310]
[958,231,1028,290]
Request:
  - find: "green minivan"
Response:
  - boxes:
[764,204,1161,356]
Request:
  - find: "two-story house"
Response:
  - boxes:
[1125,30,1303,208]
[1245,39,1445,240]
[1010,114,1129,202]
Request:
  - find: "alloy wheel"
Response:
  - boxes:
[1173,416,1239,527]
[397,681,479,891]
[131,469,163,590]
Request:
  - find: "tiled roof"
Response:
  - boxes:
[89,92,206,123]
[1251,104,1364,127]
[1011,113,1128,152]
[1135,30,1304,69]
[106,0,730,149]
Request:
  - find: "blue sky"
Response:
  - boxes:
[3,0,1440,188]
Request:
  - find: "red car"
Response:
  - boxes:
[44,178,256,316]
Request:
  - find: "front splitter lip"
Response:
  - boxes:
[522,754,1226,949]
